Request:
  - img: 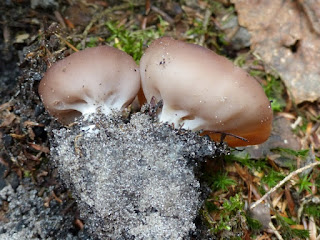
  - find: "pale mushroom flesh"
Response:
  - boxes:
[140,37,272,147]
[39,46,140,124]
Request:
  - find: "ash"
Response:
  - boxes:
[51,112,226,239]
[0,179,91,240]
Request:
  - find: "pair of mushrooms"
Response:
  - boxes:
[39,37,272,147]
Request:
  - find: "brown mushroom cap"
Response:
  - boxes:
[39,46,140,124]
[140,37,272,147]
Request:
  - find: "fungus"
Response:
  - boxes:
[38,45,140,124]
[140,37,272,147]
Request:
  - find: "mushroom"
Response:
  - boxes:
[140,37,272,147]
[38,45,140,124]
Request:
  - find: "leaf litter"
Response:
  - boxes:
[232,0,320,104]
[0,1,320,239]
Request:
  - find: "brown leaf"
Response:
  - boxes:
[0,113,16,128]
[0,102,13,111]
[232,0,320,103]
[74,218,84,230]
[235,163,252,184]
[299,0,320,34]
[235,163,261,201]
[28,143,50,153]
[64,2,93,27]
[64,18,75,29]
[10,133,25,139]
[284,184,297,217]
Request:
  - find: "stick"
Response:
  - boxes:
[250,161,320,209]
[55,34,79,52]
[150,5,174,24]
[199,9,212,46]
[269,221,284,240]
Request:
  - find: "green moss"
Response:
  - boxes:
[205,200,218,212]
[204,172,236,191]
[276,215,310,239]
[304,203,320,218]
[206,194,246,234]
[106,21,143,62]
[105,20,166,62]
[23,170,31,178]
[274,148,309,158]
[263,75,286,112]
[225,150,267,170]
[86,37,100,48]
[297,174,313,194]
[246,215,262,231]
[185,19,206,39]
[261,168,285,188]
[223,194,244,212]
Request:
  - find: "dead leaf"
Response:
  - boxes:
[14,32,30,43]
[75,218,84,230]
[28,143,50,153]
[308,216,317,240]
[232,0,320,103]
[235,163,261,201]
[299,0,320,34]
[0,113,16,128]
[272,190,284,209]
[285,184,297,217]
[64,2,93,27]
[10,133,25,140]
[0,102,13,111]
[290,224,305,230]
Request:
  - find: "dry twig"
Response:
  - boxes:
[150,5,174,24]
[269,221,284,240]
[199,9,212,46]
[251,160,320,209]
[55,33,79,52]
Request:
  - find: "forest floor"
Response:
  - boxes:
[0,0,320,239]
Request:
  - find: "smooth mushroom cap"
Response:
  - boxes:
[140,37,272,147]
[39,45,140,124]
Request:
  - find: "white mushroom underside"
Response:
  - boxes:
[160,104,206,130]
[53,93,127,117]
